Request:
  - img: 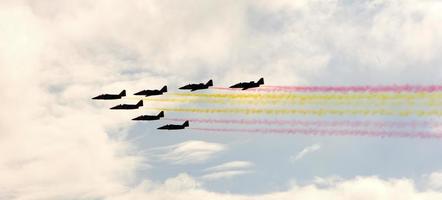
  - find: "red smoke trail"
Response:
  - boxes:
[211,87,260,91]
[165,118,442,129]
[190,128,442,139]
[212,85,442,93]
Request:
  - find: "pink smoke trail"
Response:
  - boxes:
[211,85,442,93]
[166,118,442,129]
[189,128,442,139]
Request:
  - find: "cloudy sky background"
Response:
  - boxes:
[2,0,442,199]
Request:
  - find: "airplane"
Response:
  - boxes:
[132,111,164,121]
[179,80,213,92]
[92,90,126,100]
[110,100,143,110]
[134,86,167,97]
[157,120,189,130]
[229,78,264,90]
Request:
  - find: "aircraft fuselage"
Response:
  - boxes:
[133,115,160,120]
[157,124,186,130]
[157,121,189,130]
[110,104,140,110]
[92,94,121,100]
[230,78,264,90]
[134,90,163,97]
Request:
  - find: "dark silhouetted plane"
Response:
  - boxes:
[92,90,126,100]
[110,100,143,110]
[157,120,189,130]
[179,80,213,92]
[134,86,167,97]
[132,111,164,121]
[229,78,264,90]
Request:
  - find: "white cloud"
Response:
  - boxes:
[291,144,321,162]
[425,171,442,191]
[110,174,442,200]
[147,141,226,165]
[313,176,344,187]
[200,170,253,181]
[204,161,254,172]
[2,0,442,199]
[200,161,254,181]
[0,3,142,199]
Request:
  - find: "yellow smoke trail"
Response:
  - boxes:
[171,92,442,100]
[148,107,442,116]
[127,96,442,106]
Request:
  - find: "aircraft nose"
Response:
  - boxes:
[134,91,143,95]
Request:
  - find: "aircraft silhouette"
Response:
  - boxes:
[110,100,143,110]
[132,111,164,121]
[179,80,213,92]
[134,86,167,97]
[92,90,126,100]
[229,78,264,90]
[157,120,189,130]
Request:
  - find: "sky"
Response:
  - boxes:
[2,0,442,199]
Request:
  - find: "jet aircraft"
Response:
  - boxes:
[229,78,264,90]
[92,90,126,100]
[110,100,143,110]
[132,111,164,121]
[157,120,189,130]
[179,80,213,92]
[134,86,167,97]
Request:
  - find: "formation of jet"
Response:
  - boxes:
[230,78,264,90]
[157,121,189,130]
[92,90,126,100]
[92,77,265,131]
[110,100,143,110]
[134,86,167,97]
[179,80,213,92]
[132,111,164,121]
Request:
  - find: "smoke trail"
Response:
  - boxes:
[190,128,442,139]
[134,98,442,107]
[150,107,442,116]
[166,118,442,129]
[263,85,442,93]
[171,92,442,101]
[126,95,442,107]
[212,85,442,93]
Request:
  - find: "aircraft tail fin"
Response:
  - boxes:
[137,100,143,107]
[183,120,189,127]
[120,90,126,97]
[258,78,264,85]
[161,85,168,93]
[206,79,213,87]
[158,111,164,117]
